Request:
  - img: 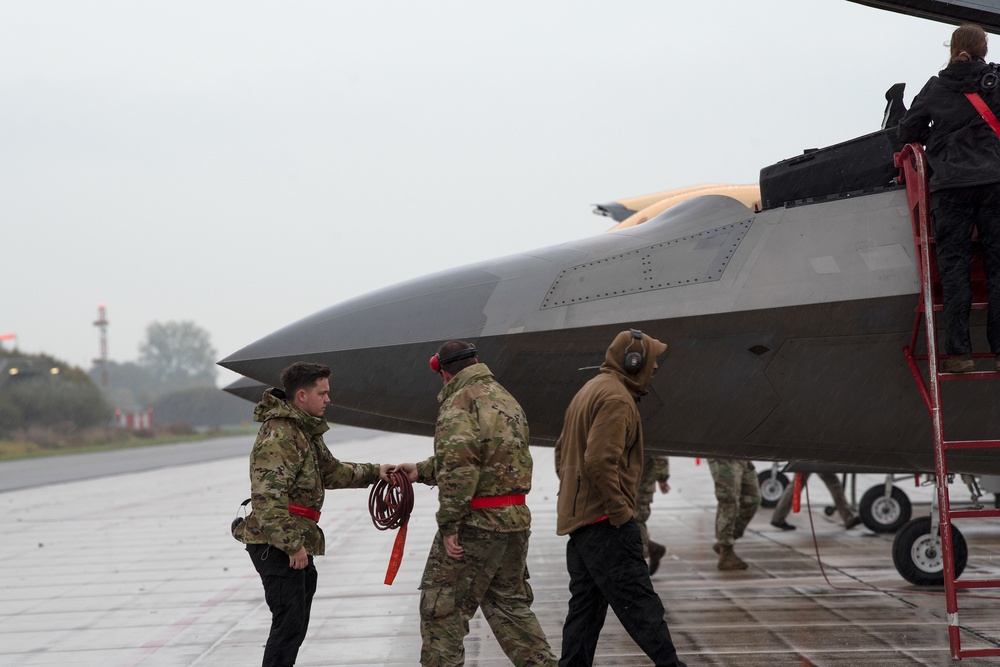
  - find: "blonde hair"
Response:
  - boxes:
[950,24,988,63]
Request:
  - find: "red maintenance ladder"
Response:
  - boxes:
[896,142,1000,660]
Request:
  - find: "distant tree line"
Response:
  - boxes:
[0,351,109,437]
[91,320,250,428]
[0,320,256,441]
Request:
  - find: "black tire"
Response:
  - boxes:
[859,484,912,533]
[757,470,789,508]
[892,516,968,586]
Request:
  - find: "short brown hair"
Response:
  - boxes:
[950,24,988,63]
[436,340,478,375]
[279,361,331,398]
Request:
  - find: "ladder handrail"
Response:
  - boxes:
[895,142,962,658]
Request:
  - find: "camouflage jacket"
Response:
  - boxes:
[232,388,380,556]
[636,455,670,507]
[640,455,670,488]
[415,363,533,535]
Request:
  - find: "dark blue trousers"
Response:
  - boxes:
[559,519,686,667]
[247,543,317,667]
[932,183,1000,354]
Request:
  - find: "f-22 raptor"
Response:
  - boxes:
[220,0,1000,479]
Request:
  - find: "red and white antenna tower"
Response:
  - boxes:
[93,303,109,388]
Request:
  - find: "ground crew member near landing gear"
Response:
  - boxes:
[394,340,556,667]
[232,361,389,667]
[555,329,687,667]
[707,458,760,571]
[635,454,671,575]
[770,471,862,531]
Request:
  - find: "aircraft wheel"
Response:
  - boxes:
[891,517,967,586]
[859,484,911,533]
[757,471,789,508]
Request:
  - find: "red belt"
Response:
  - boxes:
[470,494,525,509]
[289,503,321,521]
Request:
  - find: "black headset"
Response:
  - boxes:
[623,329,645,375]
[982,64,1000,91]
[429,344,478,374]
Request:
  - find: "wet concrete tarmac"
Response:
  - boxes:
[2,431,1000,666]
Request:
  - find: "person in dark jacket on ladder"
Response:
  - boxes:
[898,23,1000,373]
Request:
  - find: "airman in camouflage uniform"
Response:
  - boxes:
[402,340,556,667]
[707,458,760,571]
[232,362,385,667]
[635,455,670,573]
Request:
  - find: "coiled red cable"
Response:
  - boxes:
[369,470,414,530]
[368,470,414,585]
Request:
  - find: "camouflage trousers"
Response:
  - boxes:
[708,459,760,546]
[635,455,669,559]
[635,501,653,559]
[635,480,657,559]
[419,526,557,667]
[772,472,857,526]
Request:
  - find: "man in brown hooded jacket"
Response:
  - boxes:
[554,329,687,667]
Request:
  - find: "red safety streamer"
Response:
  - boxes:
[368,470,414,585]
[792,472,803,514]
[384,525,407,585]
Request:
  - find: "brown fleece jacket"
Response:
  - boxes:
[554,330,668,536]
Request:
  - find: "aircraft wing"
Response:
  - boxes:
[847,0,1000,33]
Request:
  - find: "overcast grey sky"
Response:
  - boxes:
[1,1,952,388]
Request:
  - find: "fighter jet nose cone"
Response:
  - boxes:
[218,263,504,386]
[218,261,513,436]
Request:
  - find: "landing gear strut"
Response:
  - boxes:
[757,467,789,509]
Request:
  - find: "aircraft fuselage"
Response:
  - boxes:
[221,189,1000,475]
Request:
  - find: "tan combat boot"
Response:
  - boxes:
[942,354,974,373]
[717,544,748,571]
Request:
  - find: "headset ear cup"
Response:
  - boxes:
[622,328,645,374]
[430,343,478,375]
[623,351,644,374]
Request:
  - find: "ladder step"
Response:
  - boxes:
[949,508,1000,519]
[917,302,989,311]
[959,648,1000,658]
[943,439,1000,450]
[954,578,1000,590]
[939,371,1000,381]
